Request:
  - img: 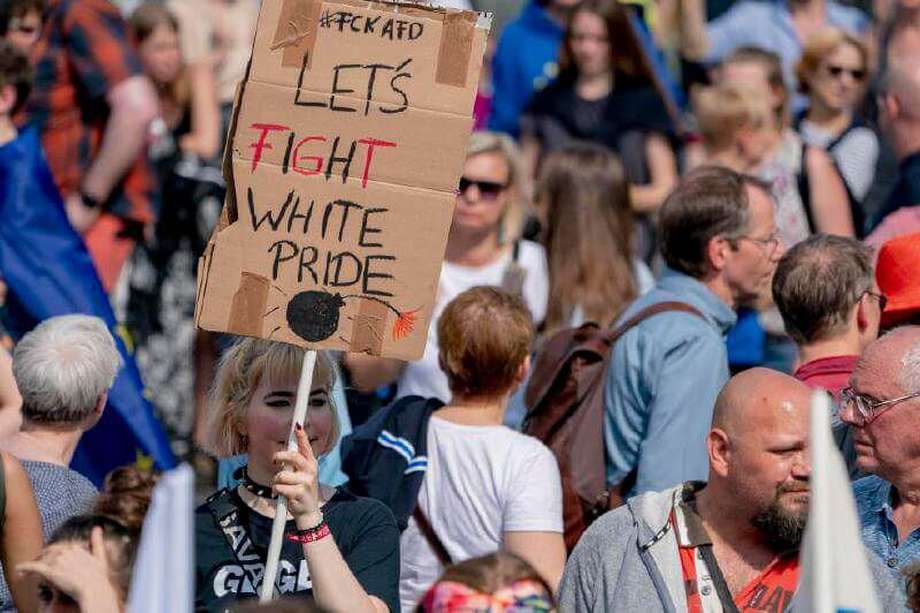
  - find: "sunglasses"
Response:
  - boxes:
[826,64,866,81]
[458,177,507,200]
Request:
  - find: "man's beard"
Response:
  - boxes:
[750,484,808,552]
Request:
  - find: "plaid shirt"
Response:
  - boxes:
[24,0,157,224]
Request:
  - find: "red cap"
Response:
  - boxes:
[876,232,920,327]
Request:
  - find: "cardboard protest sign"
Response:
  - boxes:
[195,0,490,360]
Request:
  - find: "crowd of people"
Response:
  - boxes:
[0,0,919,611]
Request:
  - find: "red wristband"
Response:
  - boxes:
[287,522,331,544]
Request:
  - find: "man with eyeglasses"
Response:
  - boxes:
[842,326,920,582]
[772,235,883,478]
[603,166,784,499]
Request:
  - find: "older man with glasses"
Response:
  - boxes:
[841,325,920,583]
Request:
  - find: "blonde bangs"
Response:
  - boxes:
[206,338,338,458]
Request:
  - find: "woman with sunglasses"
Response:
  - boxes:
[796,28,879,231]
[345,131,548,404]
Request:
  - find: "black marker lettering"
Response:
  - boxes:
[325,137,357,183]
[248,188,293,232]
[298,246,319,284]
[268,240,299,280]
[363,255,396,296]
[331,200,363,242]
[359,208,387,247]
[286,197,314,234]
[382,58,412,114]
[330,64,359,112]
[294,54,325,108]
[330,252,362,286]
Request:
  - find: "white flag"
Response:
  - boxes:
[797,391,879,613]
[127,463,195,613]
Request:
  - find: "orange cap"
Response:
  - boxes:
[876,231,920,327]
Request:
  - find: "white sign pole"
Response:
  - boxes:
[259,349,318,603]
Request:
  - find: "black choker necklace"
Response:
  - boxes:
[235,466,277,499]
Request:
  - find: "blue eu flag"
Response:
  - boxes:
[0,127,176,484]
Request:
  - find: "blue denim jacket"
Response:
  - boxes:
[854,475,920,583]
[604,269,736,496]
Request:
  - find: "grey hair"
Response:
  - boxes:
[13,315,122,425]
[900,334,920,394]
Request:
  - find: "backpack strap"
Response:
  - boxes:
[500,240,527,298]
[412,506,453,567]
[204,488,267,595]
[610,300,705,341]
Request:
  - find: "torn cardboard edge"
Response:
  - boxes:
[266,0,490,83]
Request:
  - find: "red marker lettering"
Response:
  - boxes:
[248,123,289,173]
[357,138,397,188]
[290,135,327,177]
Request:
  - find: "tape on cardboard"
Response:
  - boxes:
[435,11,475,87]
[348,297,389,354]
[227,272,271,337]
[272,0,324,69]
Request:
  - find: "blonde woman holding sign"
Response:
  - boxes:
[195,339,399,611]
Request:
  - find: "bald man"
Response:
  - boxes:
[868,60,920,238]
[844,326,920,582]
[560,368,904,611]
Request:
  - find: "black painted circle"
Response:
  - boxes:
[286,291,345,342]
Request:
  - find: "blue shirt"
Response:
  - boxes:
[487,1,564,137]
[604,269,736,495]
[704,0,869,114]
[854,474,920,582]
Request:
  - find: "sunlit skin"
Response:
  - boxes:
[137,23,183,89]
[707,368,812,528]
[721,185,785,308]
[692,368,812,595]
[451,151,510,237]
[842,329,920,481]
[241,374,335,487]
[807,43,866,114]
[569,11,611,83]
[5,10,41,53]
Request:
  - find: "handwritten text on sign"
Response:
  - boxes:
[196,0,486,359]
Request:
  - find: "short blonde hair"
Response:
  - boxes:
[693,83,772,151]
[466,131,529,243]
[796,27,868,94]
[206,338,339,457]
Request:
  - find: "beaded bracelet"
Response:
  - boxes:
[287,522,331,544]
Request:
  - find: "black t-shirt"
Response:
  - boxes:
[521,74,673,185]
[522,74,672,150]
[195,487,400,612]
